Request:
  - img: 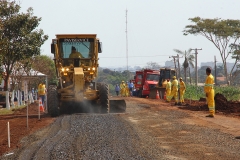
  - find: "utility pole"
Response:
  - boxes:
[190,48,202,86]
[169,55,178,78]
[170,54,183,78]
[214,56,217,85]
[177,54,183,78]
[170,54,182,103]
[125,9,128,71]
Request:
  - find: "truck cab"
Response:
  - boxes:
[134,69,160,97]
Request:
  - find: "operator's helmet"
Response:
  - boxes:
[180,77,183,80]
[122,80,124,83]
[72,46,76,51]
[172,76,176,79]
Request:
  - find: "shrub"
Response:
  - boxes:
[184,84,240,101]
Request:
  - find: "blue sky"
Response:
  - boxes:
[20,0,240,68]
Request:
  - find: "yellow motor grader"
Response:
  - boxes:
[49,34,126,117]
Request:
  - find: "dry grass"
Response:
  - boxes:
[0,105,26,115]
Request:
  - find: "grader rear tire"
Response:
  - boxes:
[98,83,109,113]
[47,85,59,117]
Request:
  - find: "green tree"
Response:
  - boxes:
[173,48,194,83]
[97,68,135,95]
[229,44,240,83]
[0,1,48,90]
[183,17,240,84]
[31,55,57,85]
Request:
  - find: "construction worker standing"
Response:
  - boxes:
[115,84,120,96]
[166,79,171,102]
[179,77,186,105]
[128,80,134,96]
[168,76,179,105]
[204,67,215,118]
[120,81,126,97]
[38,81,46,106]
[125,81,129,97]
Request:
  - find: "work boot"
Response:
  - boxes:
[206,115,214,118]
[174,102,178,105]
[178,102,182,106]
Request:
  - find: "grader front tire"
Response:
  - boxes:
[98,83,109,113]
[47,85,59,117]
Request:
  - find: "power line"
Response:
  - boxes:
[100,55,170,58]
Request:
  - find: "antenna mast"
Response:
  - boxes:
[125,9,128,71]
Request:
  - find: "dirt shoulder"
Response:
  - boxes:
[0,103,55,156]
[120,97,240,159]
[122,96,240,137]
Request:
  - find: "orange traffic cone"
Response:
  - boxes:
[39,98,45,112]
[156,90,160,99]
[164,91,166,100]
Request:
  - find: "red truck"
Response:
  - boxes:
[134,69,160,97]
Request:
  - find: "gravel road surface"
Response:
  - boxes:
[2,97,240,160]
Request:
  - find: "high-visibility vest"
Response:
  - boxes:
[38,84,46,95]
[166,82,171,90]
[171,79,178,91]
[204,74,214,93]
[180,81,186,91]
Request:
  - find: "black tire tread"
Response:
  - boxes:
[47,85,59,117]
[98,83,109,113]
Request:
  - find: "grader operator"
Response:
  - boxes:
[49,34,126,117]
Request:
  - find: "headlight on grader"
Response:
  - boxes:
[88,67,91,71]
[61,67,69,72]
[92,67,95,71]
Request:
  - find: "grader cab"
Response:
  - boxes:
[49,34,126,117]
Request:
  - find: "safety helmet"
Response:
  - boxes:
[172,76,176,79]
[122,81,124,83]
[72,46,76,50]
[179,77,182,80]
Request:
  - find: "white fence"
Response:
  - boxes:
[0,90,36,110]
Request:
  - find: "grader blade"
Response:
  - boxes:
[109,99,126,113]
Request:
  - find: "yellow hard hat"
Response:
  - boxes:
[173,76,176,79]
[180,77,182,80]
[122,81,124,83]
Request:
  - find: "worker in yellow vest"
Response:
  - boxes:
[168,76,179,105]
[120,81,126,97]
[204,67,215,118]
[179,77,186,105]
[125,81,129,97]
[38,81,46,106]
[166,79,172,102]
